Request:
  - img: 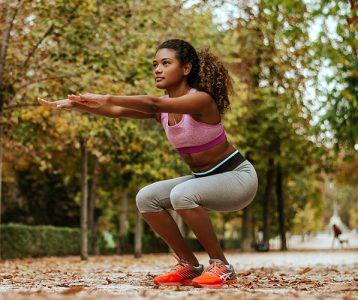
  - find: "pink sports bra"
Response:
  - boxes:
[160,88,226,154]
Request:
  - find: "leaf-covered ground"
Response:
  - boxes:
[0,250,357,300]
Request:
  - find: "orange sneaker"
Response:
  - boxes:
[192,259,237,288]
[153,256,204,286]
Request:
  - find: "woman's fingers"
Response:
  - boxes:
[57,103,73,109]
[38,98,73,109]
[56,99,74,109]
[38,98,58,108]
[39,94,101,109]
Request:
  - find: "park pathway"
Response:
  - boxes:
[0,250,357,300]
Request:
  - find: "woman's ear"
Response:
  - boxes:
[183,63,192,76]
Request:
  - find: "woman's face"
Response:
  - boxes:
[153,48,188,89]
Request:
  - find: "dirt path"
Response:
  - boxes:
[0,250,357,300]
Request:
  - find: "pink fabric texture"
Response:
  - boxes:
[160,88,225,152]
[176,131,226,154]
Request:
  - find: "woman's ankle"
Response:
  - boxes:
[180,257,200,267]
[208,256,229,265]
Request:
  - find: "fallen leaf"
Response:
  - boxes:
[239,271,252,276]
[333,284,358,292]
[298,267,312,275]
[57,283,70,287]
[60,286,84,295]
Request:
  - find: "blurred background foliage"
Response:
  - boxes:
[0,0,357,256]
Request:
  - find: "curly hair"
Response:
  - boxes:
[157,39,232,114]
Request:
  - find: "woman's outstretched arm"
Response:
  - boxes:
[73,102,156,119]
[38,97,157,120]
[68,91,214,115]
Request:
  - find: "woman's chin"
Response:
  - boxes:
[155,83,166,89]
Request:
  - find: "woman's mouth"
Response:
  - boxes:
[155,77,164,82]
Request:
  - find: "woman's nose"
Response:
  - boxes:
[154,65,162,73]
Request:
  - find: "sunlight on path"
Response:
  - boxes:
[226,250,358,269]
[270,232,358,250]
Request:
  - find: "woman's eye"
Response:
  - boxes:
[153,63,158,68]
[163,61,170,66]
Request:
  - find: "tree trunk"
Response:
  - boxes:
[171,211,189,239]
[183,222,190,239]
[0,119,3,260]
[80,138,88,260]
[118,188,128,254]
[88,157,99,254]
[276,162,287,250]
[172,211,185,236]
[134,208,142,258]
[167,211,184,254]
[241,205,253,251]
[222,216,226,240]
[263,157,275,248]
[0,4,20,256]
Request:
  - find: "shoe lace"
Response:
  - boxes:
[205,262,226,275]
[169,254,189,272]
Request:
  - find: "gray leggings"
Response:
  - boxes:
[136,160,258,213]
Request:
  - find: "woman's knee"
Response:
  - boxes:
[170,184,199,210]
[136,185,161,213]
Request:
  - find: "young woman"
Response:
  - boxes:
[38,39,258,288]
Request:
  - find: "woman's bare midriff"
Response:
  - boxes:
[180,140,237,172]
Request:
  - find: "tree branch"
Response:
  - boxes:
[0,0,22,79]
[17,74,80,90]
[21,1,82,72]
[22,23,55,69]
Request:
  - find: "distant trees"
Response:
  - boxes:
[315,0,358,153]
[1,0,354,257]
[220,0,326,250]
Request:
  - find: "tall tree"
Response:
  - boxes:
[316,0,358,153]
[221,0,325,249]
[80,137,88,260]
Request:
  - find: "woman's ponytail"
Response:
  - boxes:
[197,48,233,114]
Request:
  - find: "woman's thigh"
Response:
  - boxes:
[172,161,258,212]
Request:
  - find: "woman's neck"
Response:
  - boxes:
[166,83,192,98]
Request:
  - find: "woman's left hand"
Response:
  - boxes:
[68,93,108,108]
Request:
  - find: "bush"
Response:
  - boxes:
[0,223,80,259]
[0,224,241,259]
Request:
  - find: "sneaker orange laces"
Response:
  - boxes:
[169,254,190,271]
[205,261,227,275]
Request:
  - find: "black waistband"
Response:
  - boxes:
[193,151,246,178]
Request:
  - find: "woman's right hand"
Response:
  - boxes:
[37,98,74,110]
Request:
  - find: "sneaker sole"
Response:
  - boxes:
[154,279,193,286]
[193,279,237,288]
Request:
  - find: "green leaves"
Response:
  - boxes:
[220,0,329,235]
[314,0,358,153]
[3,0,355,240]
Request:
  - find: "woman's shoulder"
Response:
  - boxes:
[189,89,214,101]
[188,90,221,123]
